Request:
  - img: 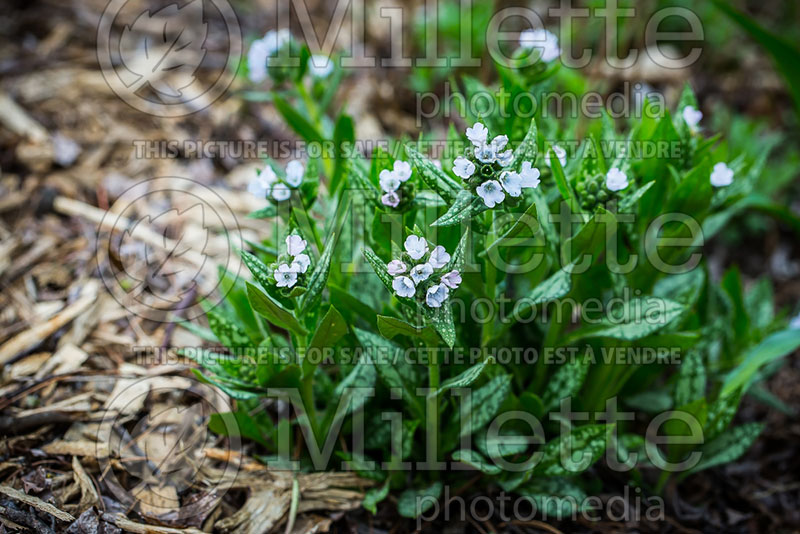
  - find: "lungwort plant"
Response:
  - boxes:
[187,65,800,519]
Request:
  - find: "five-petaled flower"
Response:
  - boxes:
[476,180,505,208]
[404,235,428,260]
[605,168,629,192]
[682,106,703,132]
[710,162,734,187]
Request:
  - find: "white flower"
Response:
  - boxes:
[264,29,291,59]
[476,180,505,208]
[519,162,541,188]
[392,276,416,298]
[285,160,304,187]
[496,149,514,167]
[441,270,462,289]
[605,168,629,192]
[275,263,298,288]
[271,183,291,201]
[466,122,489,147]
[308,54,333,78]
[545,145,567,168]
[379,169,401,192]
[475,143,497,164]
[381,191,400,208]
[410,263,434,284]
[499,171,523,197]
[249,29,292,81]
[247,39,270,83]
[404,235,429,260]
[453,156,476,180]
[286,235,307,256]
[248,166,278,198]
[291,253,311,274]
[682,106,703,131]
[393,160,412,182]
[425,284,449,308]
[790,312,800,330]
[710,162,734,188]
[428,246,451,269]
[387,260,407,275]
[519,28,560,62]
[433,160,443,169]
[491,135,508,152]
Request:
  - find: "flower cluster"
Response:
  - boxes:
[389,236,461,308]
[247,29,291,83]
[575,167,630,212]
[272,235,311,289]
[453,122,541,208]
[249,160,305,202]
[379,160,414,209]
[518,28,561,63]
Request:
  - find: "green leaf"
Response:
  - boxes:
[406,144,460,204]
[533,424,612,478]
[517,478,588,520]
[563,298,684,343]
[246,282,308,336]
[431,189,487,227]
[352,327,424,419]
[398,482,442,519]
[549,146,577,208]
[452,449,502,475]
[363,481,390,515]
[377,315,440,346]
[303,306,347,377]
[272,93,324,144]
[541,356,590,412]
[247,205,277,219]
[300,232,338,314]
[240,250,274,292]
[562,207,616,265]
[330,114,355,193]
[434,358,492,397]
[482,199,540,256]
[459,374,512,437]
[422,302,456,348]
[722,328,800,396]
[687,422,764,475]
[513,117,538,167]
[704,389,743,442]
[674,350,706,407]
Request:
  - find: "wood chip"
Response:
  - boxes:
[0,484,75,522]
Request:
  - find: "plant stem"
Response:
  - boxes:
[300,374,320,441]
[427,342,440,464]
[481,211,498,346]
